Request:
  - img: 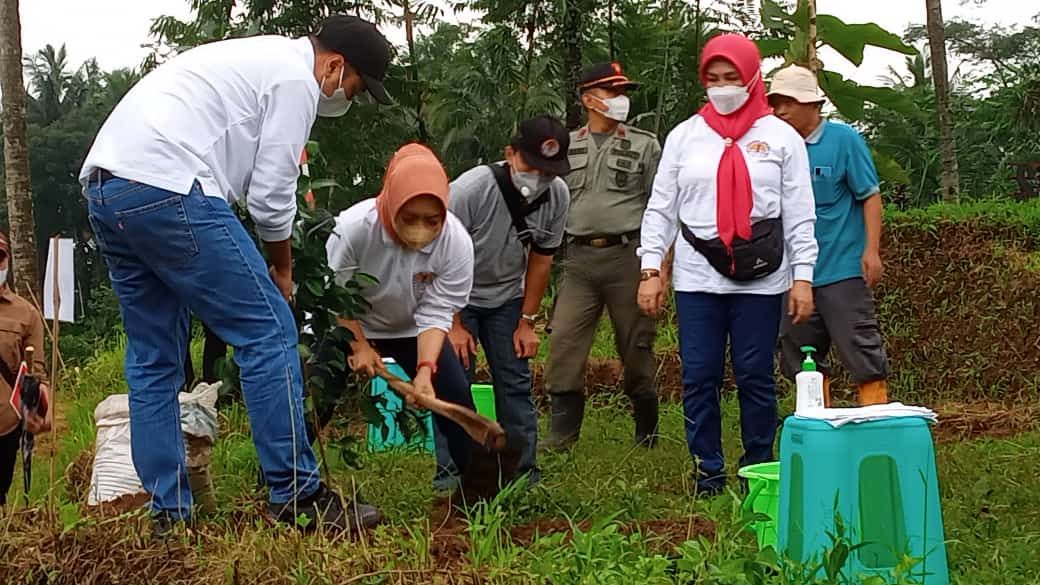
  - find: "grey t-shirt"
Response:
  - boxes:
[449,163,570,309]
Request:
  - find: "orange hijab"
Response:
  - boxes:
[375,143,449,244]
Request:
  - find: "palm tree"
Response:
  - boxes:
[25,44,75,125]
[0,0,41,300]
[881,49,929,90]
[925,0,961,202]
[561,0,585,128]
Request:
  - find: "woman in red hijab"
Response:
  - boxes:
[636,34,818,496]
[325,143,479,514]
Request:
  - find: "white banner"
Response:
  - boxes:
[44,238,75,323]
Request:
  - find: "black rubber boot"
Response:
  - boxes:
[539,392,585,452]
[632,393,659,448]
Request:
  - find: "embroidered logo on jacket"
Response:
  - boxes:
[412,271,436,299]
[746,141,771,157]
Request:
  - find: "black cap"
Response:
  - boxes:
[511,115,571,176]
[315,15,393,105]
[578,62,639,92]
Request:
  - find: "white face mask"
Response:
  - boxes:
[317,67,353,118]
[706,73,759,115]
[511,169,553,201]
[599,95,630,122]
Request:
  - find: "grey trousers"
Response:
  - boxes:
[779,277,889,384]
[545,240,657,398]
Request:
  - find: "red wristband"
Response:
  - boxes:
[417,361,438,376]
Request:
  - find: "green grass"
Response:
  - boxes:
[6,335,1040,583]
[888,198,1040,242]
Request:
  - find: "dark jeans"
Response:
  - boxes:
[676,292,783,492]
[0,425,20,505]
[435,298,539,484]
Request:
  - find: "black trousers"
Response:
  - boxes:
[307,336,476,474]
[183,323,229,389]
[0,425,21,506]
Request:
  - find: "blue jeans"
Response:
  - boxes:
[675,292,782,492]
[434,298,540,487]
[87,177,319,519]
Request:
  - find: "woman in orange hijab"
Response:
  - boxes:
[637,34,818,497]
[325,143,478,515]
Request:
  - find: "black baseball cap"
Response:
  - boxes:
[578,62,640,92]
[511,115,571,176]
[315,15,393,105]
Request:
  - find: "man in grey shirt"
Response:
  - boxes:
[442,116,571,486]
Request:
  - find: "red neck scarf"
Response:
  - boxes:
[697,34,773,247]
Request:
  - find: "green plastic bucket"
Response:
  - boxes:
[470,384,497,421]
[738,461,781,550]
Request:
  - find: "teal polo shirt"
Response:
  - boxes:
[805,120,881,287]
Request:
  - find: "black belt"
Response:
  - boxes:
[568,230,640,248]
[88,169,116,186]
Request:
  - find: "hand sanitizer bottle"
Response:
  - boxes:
[796,346,825,415]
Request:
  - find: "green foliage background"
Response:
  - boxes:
[1,0,1038,362]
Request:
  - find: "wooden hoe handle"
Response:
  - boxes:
[374,363,507,451]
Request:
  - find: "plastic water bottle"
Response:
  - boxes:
[796,346,825,415]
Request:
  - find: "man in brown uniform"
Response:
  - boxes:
[0,234,52,506]
[542,63,666,450]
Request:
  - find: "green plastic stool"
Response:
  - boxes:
[739,461,781,550]
[778,416,949,584]
[470,383,497,421]
[367,359,435,453]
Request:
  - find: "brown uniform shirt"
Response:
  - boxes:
[564,123,662,237]
[0,287,47,435]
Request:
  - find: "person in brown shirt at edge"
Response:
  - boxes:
[0,233,52,507]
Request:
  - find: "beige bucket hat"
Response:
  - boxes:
[767,65,826,104]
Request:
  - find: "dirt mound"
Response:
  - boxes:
[0,511,211,584]
[64,448,94,504]
[934,401,1040,443]
[848,216,1040,403]
[524,355,686,405]
[507,212,1040,405]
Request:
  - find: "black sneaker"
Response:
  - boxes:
[690,472,726,499]
[150,513,189,542]
[267,483,383,534]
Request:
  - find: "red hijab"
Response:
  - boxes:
[698,34,772,247]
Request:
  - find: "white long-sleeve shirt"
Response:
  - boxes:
[326,199,474,339]
[79,36,319,242]
[638,114,818,295]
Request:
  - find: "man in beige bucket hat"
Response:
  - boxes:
[768,65,891,408]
